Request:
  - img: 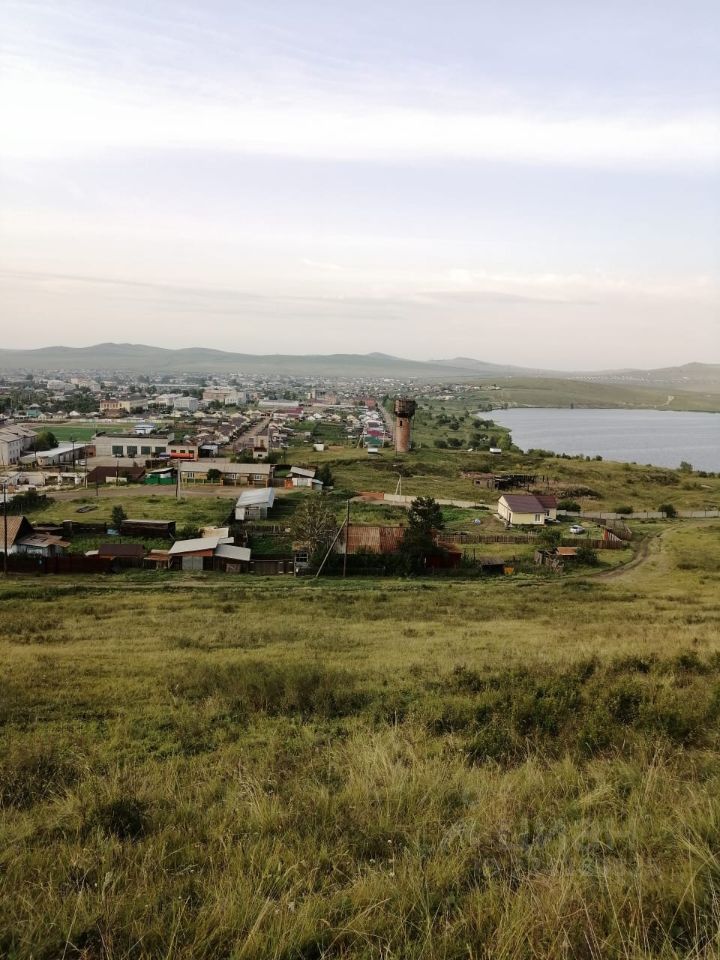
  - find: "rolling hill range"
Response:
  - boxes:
[0,344,523,378]
[0,345,718,404]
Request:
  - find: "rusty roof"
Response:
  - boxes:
[0,515,33,550]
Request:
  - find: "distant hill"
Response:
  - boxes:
[0,343,525,378]
[580,362,720,393]
[0,344,717,392]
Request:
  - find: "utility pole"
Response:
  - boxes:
[342,499,350,578]
[2,481,7,577]
[175,458,180,499]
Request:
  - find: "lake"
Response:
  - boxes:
[486,408,720,472]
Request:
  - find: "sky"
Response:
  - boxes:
[1,0,719,369]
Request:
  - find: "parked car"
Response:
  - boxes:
[569,524,585,535]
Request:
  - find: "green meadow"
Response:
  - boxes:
[2,522,720,958]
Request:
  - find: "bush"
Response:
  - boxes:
[659,502,677,518]
[614,504,633,515]
[576,544,599,566]
[557,498,580,512]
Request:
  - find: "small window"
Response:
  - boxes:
[111,445,123,456]
[141,446,151,455]
[127,445,138,457]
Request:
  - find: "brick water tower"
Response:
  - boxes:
[394,397,417,453]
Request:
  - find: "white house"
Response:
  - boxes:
[497,493,558,526]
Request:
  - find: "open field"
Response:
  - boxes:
[2,523,720,958]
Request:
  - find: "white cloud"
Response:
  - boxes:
[2,60,719,169]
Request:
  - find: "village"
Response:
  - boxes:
[3,372,717,581]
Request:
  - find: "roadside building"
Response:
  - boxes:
[168,534,234,571]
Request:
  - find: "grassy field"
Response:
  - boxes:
[2,522,720,958]
[473,378,720,413]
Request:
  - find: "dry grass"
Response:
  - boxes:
[1,523,720,958]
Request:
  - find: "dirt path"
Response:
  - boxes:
[589,532,661,581]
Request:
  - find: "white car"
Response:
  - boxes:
[569,525,585,535]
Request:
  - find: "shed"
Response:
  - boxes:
[235,487,276,521]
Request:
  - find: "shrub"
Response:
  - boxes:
[658,502,677,518]
[558,498,580,511]
[614,504,633,515]
[576,544,599,566]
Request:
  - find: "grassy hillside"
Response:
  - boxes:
[483,377,720,412]
[2,522,720,958]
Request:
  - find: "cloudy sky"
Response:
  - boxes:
[1,0,718,368]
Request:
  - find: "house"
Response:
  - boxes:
[168,534,234,571]
[234,487,276,521]
[497,493,558,526]
[286,466,322,490]
[180,459,274,487]
[0,516,68,556]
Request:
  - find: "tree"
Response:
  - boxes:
[206,468,222,484]
[111,505,127,530]
[538,526,562,550]
[33,430,57,451]
[316,464,334,488]
[407,497,444,534]
[658,502,677,518]
[290,497,338,564]
[679,461,693,473]
[400,497,444,573]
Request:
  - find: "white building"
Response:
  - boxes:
[173,396,200,412]
[234,487,276,521]
[0,425,37,465]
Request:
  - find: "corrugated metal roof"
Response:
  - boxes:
[236,488,276,507]
[169,536,223,554]
[215,544,251,562]
[0,516,31,550]
[289,466,315,478]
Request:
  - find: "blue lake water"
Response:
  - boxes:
[486,408,720,472]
